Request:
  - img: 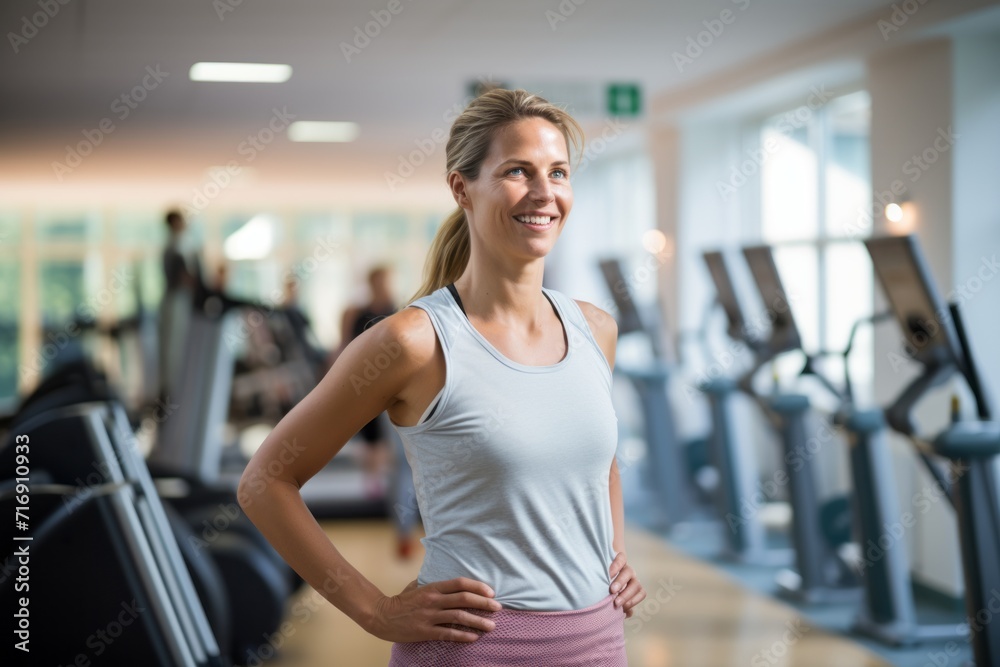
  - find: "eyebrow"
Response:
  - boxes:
[498,159,570,167]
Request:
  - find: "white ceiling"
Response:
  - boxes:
[0,0,910,198]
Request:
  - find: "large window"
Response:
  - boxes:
[758,90,874,402]
[7,205,450,397]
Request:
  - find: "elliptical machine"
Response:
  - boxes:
[846,234,999,664]
[597,258,708,530]
[699,247,859,595]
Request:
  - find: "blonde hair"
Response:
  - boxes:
[408,89,584,303]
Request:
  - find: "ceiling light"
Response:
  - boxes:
[189,62,292,83]
[288,121,360,143]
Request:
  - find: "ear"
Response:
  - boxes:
[448,171,472,211]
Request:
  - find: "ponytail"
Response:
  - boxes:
[408,207,470,303]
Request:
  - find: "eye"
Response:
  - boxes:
[506,167,525,176]
[551,168,567,179]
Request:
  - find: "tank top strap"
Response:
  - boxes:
[405,287,467,353]
[543,288,614,386]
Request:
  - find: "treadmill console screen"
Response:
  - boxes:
[703,251,748,341]
[742,245,802,355]
[599,258,644,336]
[864,235,962,367]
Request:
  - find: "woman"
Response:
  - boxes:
[239,88,645,666]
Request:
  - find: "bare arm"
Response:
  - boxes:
[577,299,646,617]
[238,307,499,641]
[575,300,624,551]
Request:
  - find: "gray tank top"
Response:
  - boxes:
[391,285,619,611]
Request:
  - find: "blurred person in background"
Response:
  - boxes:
[158,209,195,401]
[331,266,398,499]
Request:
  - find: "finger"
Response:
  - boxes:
[609,552,627,577]
[619,587,646,613]
[615,580,643,608]
[436,609,497,634]
[439,591,503,612]
[430,625,482,643]
[610,566,633,593]
[436,577,496,598]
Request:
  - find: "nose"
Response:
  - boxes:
[527,174,554,204]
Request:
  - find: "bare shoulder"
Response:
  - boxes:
[362,305,437,368]
[573,299,617,369]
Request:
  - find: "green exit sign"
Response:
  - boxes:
[607,83,641,117]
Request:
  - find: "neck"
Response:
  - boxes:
[453,245,547,326]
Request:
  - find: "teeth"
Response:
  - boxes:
[515,215,552,225]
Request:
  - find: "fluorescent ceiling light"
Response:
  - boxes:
[189,62,292,83]
[288,121,360,143]
[224,214,276,260]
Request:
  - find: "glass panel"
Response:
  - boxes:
[424,212,444,244]
[761,116,818,242]
[0,260,19,399]
[297,250,353,348]
[825,91,871,238]
[825,242,873,404]
[0,211,22,245]
[39,260,87,324]
[37,259,91,376]
[115,210,166,246]
[297,211,350,246]
[353,212,409,244]
[36,209,102,243]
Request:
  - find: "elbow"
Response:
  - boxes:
[237,464,264,518]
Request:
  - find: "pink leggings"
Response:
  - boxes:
[388,592,627,666]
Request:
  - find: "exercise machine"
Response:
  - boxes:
[0,398,225,666]
[699,249,790,563]
[845,234,998,661]
[741,245,860,603]
[598,258,709,529]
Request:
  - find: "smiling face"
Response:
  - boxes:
[450,116,573,263]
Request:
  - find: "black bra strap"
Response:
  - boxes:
[446,282,560,323]
[446,283,466,315]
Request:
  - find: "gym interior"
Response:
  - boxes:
[1,1,999,666]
